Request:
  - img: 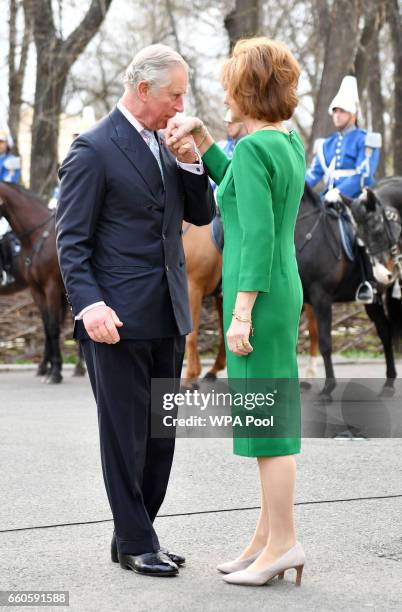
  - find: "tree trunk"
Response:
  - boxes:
[308,0,360,158]
[8,0,31,154]
[224,0,260,51]
[30,43,68,198]
[24,0,113,199]
[387,0,402,175]
[354,1,385,97]
[368,31,386,178]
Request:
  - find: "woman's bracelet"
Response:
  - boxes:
[232,310,254,336]
[194,123,208,148]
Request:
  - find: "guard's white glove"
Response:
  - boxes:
[324,187,341,204]
[3,156,20,171]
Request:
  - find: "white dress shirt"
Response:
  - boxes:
[75,102,204,320]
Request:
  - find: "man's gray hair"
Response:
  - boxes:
[123,44,188,91]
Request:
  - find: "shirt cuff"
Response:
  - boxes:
[75,301,106,320]
[177,154,204,175]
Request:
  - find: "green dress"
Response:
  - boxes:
[202,130,306,457]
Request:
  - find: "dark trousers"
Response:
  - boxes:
[81,335,185,555]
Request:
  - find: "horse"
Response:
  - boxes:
[349,178,402,282]
[0,181,85,383]
[348,177,402,334]
[296,179,402,399]
[182,220,226,387]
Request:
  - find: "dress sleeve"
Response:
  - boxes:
[231,138,274,293]
[202,143,231,186]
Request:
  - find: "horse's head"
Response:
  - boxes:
[349,188,402,285]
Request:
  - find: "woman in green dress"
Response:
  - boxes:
[166,37,306,587]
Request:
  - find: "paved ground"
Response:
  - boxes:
[0,357,401,612]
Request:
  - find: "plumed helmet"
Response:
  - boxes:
[328,76,360,115]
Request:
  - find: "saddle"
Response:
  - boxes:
[209,211,224,297]
[211,210,224,254]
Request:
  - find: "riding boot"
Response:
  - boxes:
[1,270,15,286]
[356,245,377,304]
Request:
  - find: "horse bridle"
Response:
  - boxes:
[358,200,402,281]
[376,204,402,279]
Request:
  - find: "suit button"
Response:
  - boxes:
[162,233,166,240]
[165,264,169,271]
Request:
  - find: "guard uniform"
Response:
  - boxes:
[0,129,21,285]
[306,126,380,199]
[305,75,382,303]
[0,151,21,185]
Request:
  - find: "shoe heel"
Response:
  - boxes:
[119,559,130,570]
[295,564,304,586]
[111,549,119,563]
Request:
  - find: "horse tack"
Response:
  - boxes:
[24,216,55,269]
[297,207,342,260]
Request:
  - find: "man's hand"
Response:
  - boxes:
[168,133,199,163]
[83,305,123,344]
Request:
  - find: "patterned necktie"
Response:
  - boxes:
[141,129,164,184]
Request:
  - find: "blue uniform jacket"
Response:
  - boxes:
[0,153,21,184]
[306,126,380,199]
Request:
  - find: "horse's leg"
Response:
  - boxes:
[43,280,64,384]
[183,283,203,389]
[364,301,396,397]
[28,284,51,376]
[37,329,52,377]
[305,303,319,378]
[310,290,336,399]
[73,340,86,377]
[204,293,226,381]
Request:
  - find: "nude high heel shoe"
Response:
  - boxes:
[216,549,263,574]
[222,542,305,586]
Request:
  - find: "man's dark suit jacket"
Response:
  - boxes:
[55,107,215,339]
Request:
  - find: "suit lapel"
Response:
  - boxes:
[109,107,164,201]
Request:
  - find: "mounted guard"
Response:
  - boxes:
[0,127,21,286]
[306,75,382,303]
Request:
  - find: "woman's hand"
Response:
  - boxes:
[165,116,204,146]
[226,318,253,356]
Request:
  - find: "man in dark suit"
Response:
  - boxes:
[55,44,215,577]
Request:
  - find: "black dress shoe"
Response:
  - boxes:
[118,551,179,576]
[111,533,185,566]
[160,546,186,566]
